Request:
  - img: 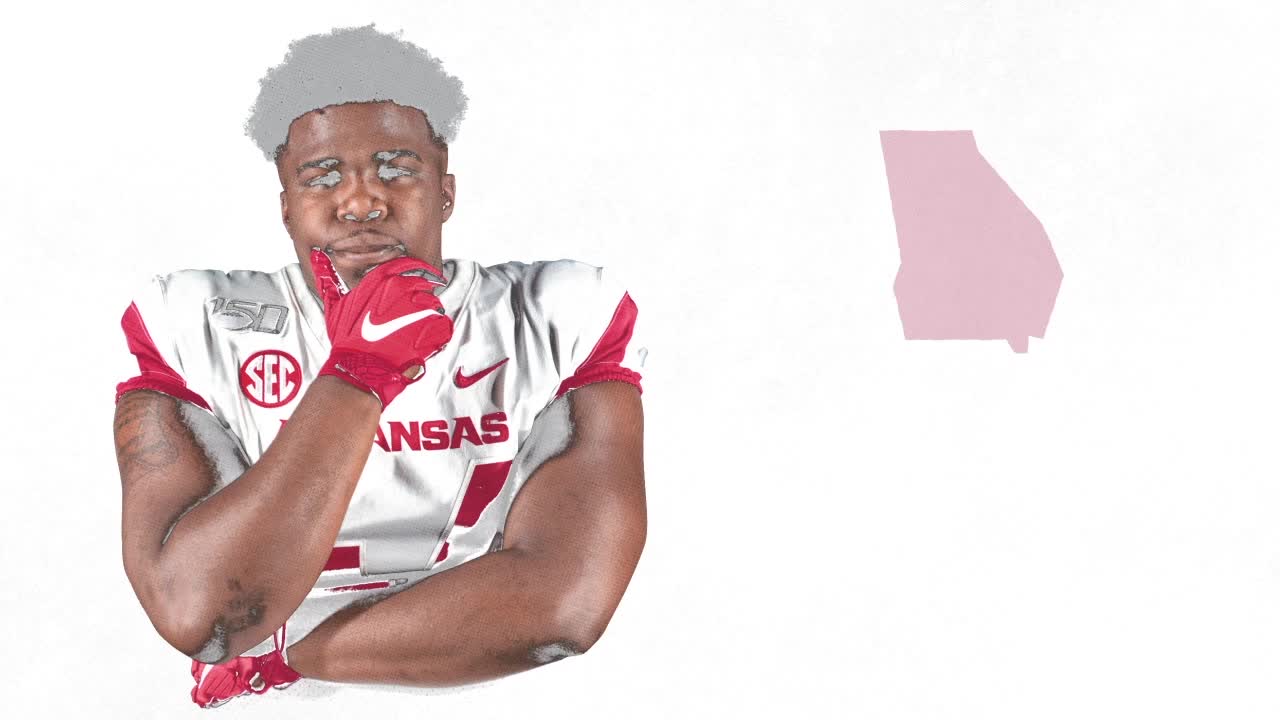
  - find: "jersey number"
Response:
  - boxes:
[322,459,514,590]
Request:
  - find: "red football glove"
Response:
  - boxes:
[311,249,454,408]
[190,629,301,709]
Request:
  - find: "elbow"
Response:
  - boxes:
[538,540,646,660]
[155,603,260,664]
[159,597,274,664]
[124,560,208,658]
[124,567,242,663]
[140,595,278,665]
[540,589,625,661]
[518,591,615,666]
[164,624,214,661]
[124,556,279,662]
[546,621,606,661]
[527,625,600,666]
[147,602,222,661]
[151,593,232,662]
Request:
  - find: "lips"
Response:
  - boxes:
[325,233,406,269]
[327,231,401,253]
[331,245,405,265]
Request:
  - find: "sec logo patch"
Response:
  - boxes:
[240,350,301,408]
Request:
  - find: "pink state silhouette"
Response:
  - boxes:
[880,130,1062,353]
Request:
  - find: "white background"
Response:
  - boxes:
[1,1,1278,717]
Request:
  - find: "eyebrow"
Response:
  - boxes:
[296,157,339,175]
[374,149,422,162]
[295,150,422,175]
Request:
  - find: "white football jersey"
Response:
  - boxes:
[116,258,645,656]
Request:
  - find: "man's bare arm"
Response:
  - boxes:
[115,378,381,663]
[285,381,646,686]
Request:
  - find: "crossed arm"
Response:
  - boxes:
[114,379,645,684]
[287,381,646,685]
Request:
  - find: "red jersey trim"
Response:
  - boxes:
[115,302,212,411]
[556,292,643,398]
[116,375,212,410]
[323,545,361,572]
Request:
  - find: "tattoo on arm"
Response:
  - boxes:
[117,393,273,663]
[115,392,221,544]
[114,392,180,483]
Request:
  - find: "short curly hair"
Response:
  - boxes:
[245,24,468,161]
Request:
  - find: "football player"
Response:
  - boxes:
[112,25,647,708]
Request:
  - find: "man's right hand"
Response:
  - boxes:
[311,249,455,407]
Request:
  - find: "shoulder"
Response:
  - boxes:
[135,265,301,305]
[116,264,312,409]
[458,259,645,395]
[468,258,629,312]
[124,264,309,353]
[127,265,305,326]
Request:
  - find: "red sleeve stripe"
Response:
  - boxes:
[115,376,211,410]
[114,302,212,411]
[555,292,643,398]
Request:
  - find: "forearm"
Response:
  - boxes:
[287,547,595,687]
[124,378,380,660]
[286,383,646,687]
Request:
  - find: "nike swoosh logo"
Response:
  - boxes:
[454,358,510,388]
[361,308,443,342]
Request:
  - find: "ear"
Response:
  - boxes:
[441,174,457,223]
[280,190,290,228]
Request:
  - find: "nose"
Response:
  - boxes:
[335,175,389,223]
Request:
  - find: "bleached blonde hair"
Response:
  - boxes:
[246,24,468,161]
